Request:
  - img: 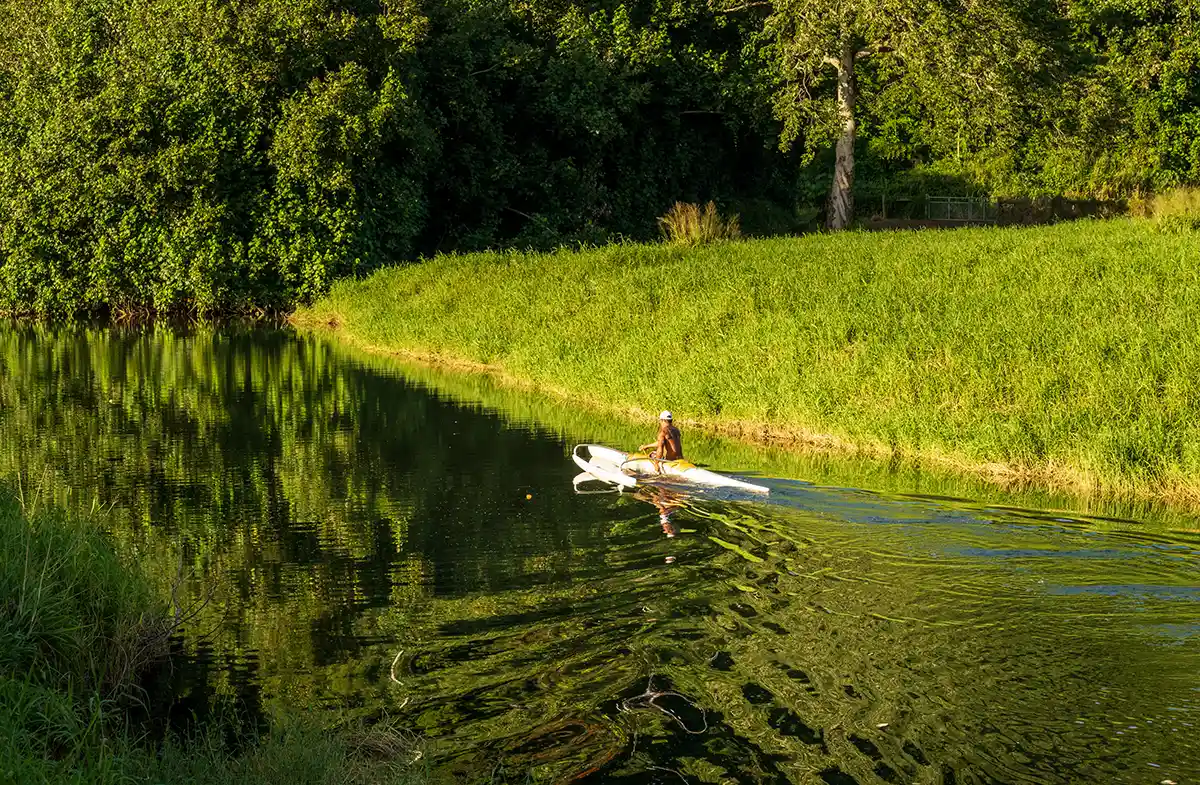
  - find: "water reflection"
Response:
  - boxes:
[1,323,1198,783]
[633,486,688,539]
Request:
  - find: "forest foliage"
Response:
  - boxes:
[0,0,1197,314]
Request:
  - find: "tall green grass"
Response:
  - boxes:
[296,220,1200,502]
[0,481,166,783]
[0,484,427,785]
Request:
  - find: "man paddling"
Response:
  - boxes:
[639,410,683,461]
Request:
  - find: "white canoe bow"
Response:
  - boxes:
[572,444,769,494]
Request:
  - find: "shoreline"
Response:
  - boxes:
[292,309,1200,513]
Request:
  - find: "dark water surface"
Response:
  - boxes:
[3,324,1199,784]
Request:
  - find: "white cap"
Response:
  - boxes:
[659,410,673,420]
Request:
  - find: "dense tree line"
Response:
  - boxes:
[0,0,1197,315]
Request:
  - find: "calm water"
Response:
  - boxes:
[3,324,1199,784]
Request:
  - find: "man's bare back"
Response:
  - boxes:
[639,411,683,461]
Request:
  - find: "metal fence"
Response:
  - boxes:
[924,196,998,223]
[866,194,1124,227]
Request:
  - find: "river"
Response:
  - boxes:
[2,324,1198,784]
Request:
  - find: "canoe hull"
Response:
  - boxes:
[572,445,769,494]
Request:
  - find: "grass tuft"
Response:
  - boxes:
[657,201,741,245]
[0,482,169,781]
[1132,187,1200,233]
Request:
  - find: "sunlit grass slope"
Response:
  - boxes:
[297,221,1200,501]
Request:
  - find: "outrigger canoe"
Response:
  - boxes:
[572,444,770,494]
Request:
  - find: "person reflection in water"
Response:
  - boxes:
[637,485,686,538]
[639,410,683,461]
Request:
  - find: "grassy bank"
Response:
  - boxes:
[295,220,1200,505]
[320,341,1197,529]
[0,483,425,785]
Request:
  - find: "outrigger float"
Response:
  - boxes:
[571,444,770,495]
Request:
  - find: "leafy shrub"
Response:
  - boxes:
[657,202,741,246]
[0,0,436,317]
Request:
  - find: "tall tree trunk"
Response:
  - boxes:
[826,43,856,231]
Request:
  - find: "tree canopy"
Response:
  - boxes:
[752,0,1057,226]
[0,0,1197,315]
